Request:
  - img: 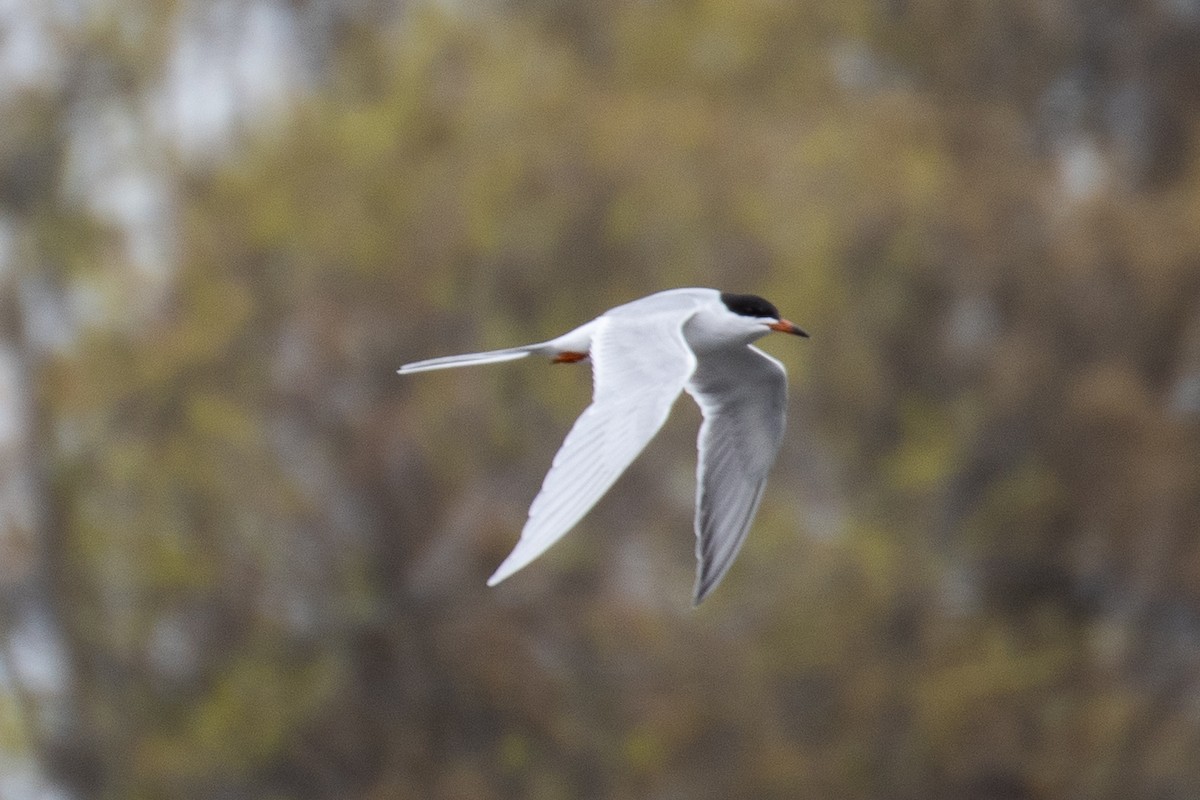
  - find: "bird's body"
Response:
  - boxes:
[398,288,807,604]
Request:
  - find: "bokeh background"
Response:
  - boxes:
[2,1,1200,798]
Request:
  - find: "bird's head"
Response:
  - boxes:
[719,292,808,339]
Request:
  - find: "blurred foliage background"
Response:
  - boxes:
[1,1,1200,798]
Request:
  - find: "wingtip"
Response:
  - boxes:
[486,564,508,587]
[486,556,522,588]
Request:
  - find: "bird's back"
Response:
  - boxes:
[601,288,718,320]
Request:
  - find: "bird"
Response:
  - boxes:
[397,288,808,604]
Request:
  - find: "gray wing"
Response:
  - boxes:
[686,345,788,604]
[488,311,698,586]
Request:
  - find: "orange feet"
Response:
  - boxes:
[552,351,589,364]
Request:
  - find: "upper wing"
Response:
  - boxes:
[487,311,698,586]
[686,345,788,604]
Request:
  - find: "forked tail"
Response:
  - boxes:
[397,345,539,374]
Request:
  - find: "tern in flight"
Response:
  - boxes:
[398,288,807,604]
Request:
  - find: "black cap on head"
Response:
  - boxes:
[720,292,780,320]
